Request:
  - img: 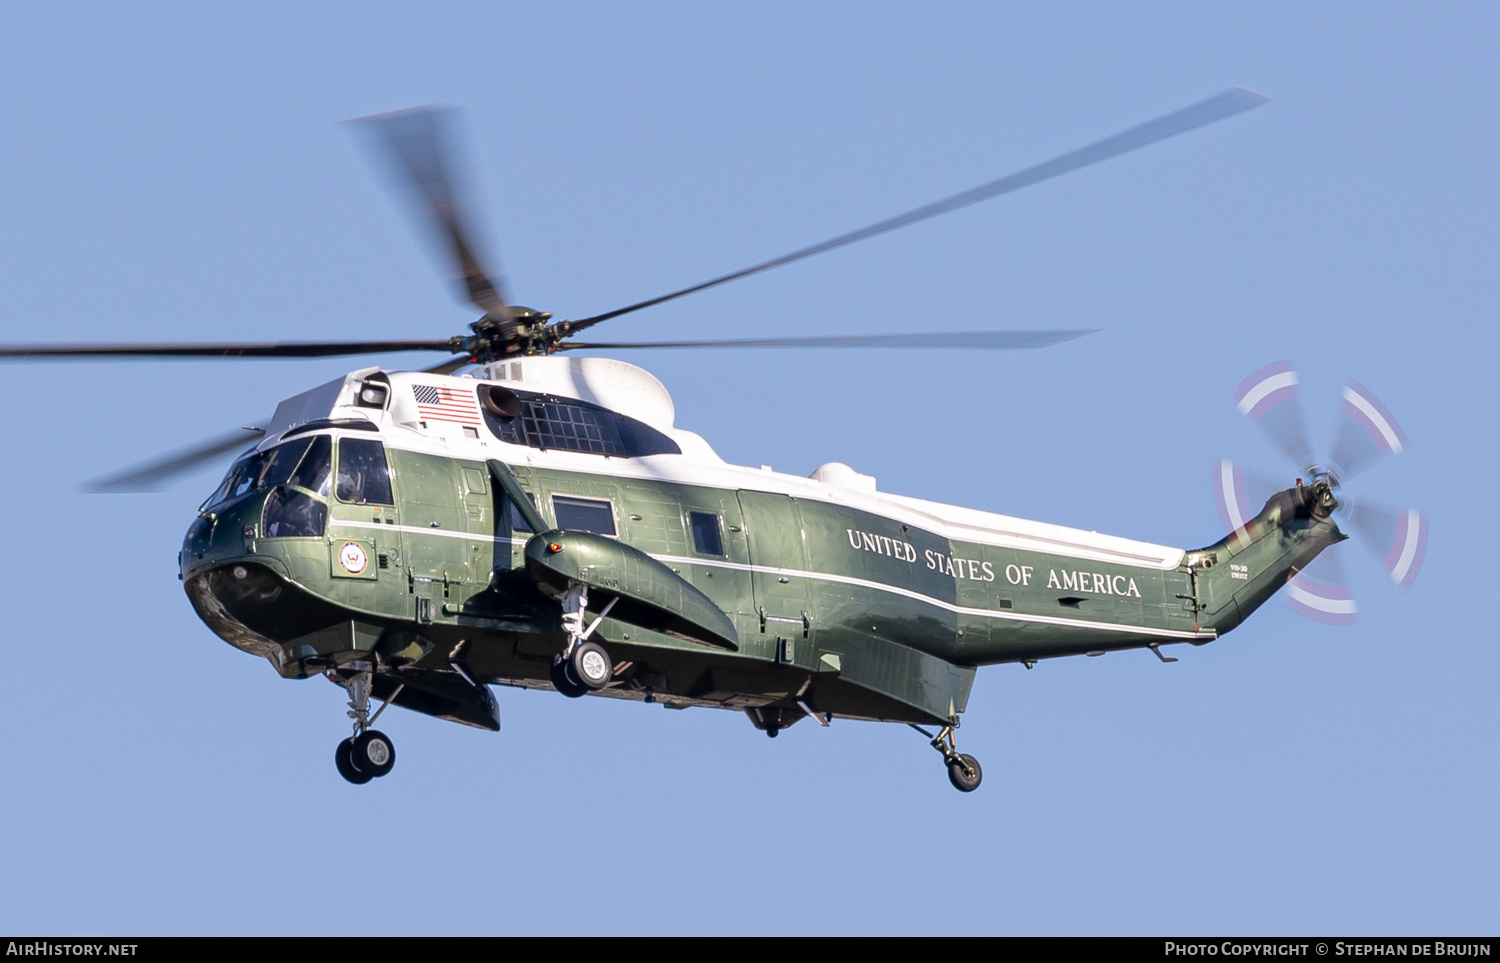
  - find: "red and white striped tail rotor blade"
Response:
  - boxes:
[1330,379,1410,480]
[1212,459,1287,546]
[1345,499,1428,591]
[1212,459,1252,536]
[1285,571,1358,626]
[1383,509,1428,590]
[1232,360,1314,469]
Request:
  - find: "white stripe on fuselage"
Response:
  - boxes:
[331,519,1214,641]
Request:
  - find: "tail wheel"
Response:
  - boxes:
[947,754,982,793]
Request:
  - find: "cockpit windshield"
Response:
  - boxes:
[289,436,332,496]
[205,436,331,510]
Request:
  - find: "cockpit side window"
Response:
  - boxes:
[261,436,336,537]
[263,488,327,538]
[336,438,394,505]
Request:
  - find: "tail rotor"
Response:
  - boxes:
[1215,362,1426,625]
[1285,553,1358,626]
[1331,379,1409,481]
[1343,497,1429,591]
[1232,360,1316,471]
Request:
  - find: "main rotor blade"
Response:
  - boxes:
[569,87,1270,331]
[0,339,461,360]
[557,329,1095,351]
[421,355,475,374]
[87,427,266,493]
[351,106,511,317]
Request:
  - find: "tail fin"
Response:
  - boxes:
[1187,481,1347,635]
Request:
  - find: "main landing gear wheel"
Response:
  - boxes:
[550,655,589,698]
[947,754,982,793]
[552,583,616,697]
[333,665,397,784]
[335,731,397,784]
[336,738,373,785]
[352,730,396,777]
[568,641,613,690]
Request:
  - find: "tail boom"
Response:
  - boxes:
[1187,481,1347,635]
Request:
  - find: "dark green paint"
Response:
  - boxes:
[182,435,1342,730]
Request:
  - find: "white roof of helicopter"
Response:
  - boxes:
[262,356,1186,571]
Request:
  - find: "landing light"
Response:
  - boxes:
[357,383,389,408]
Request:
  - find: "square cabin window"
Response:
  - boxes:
[689,511,724,556]
[552,495,616,536]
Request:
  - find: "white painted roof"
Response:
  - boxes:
[259,361,1187,571]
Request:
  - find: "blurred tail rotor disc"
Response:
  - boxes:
[1215,362,1426,626]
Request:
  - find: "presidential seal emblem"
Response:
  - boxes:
[337,541,369,575]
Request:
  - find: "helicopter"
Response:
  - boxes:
[0,88,1426,792]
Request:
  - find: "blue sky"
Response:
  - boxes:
[0,2,1494,935]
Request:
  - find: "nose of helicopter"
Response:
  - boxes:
[180,488,387,679]
[180,492,265,580]
[181,492,302,671]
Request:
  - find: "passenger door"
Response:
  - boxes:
[387,448,468,615]
[737,490,811,663]
[677,488,755,626]
[458,463,495,588]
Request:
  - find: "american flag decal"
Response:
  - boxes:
[413,384,481,426]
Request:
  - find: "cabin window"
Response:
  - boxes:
[689,511,724,555]
[480,387,681,458]
[262,488,327,538]
[336,438,393,505]
[552,495,616,536]
[524,400,624,454]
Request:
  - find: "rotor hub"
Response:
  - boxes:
[1296,469,1341,520]
[465,308,558,361]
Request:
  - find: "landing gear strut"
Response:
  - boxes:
[334,664,397,784]
[550,582,615,698]
[914,723,982,792]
